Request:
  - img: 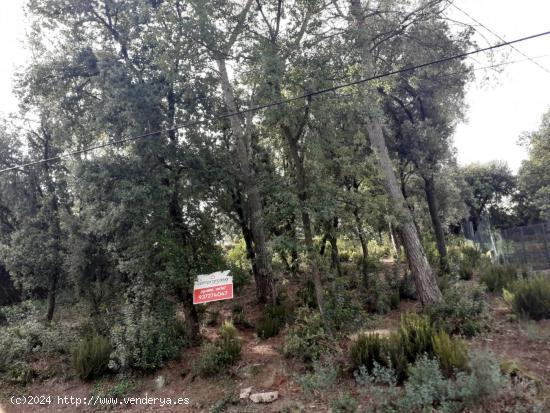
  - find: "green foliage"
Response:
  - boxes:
[329,392,358,413]
[480,264,526,292]
[91,377,136,400]
[72,335,112,381]
[509,276,550,320]
[296,359,338,396]
[325,278,364,331]
[358,351,508,413]
[194,322,241,377]
[283,307,332,363]
[398,313,434,363]
[110,301,186,371]
[225,239,250,271]
[256,304,288,339]
[350,333,385,372]
[431,331,468,375]
[427,282,489,337]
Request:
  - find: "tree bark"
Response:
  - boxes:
[218,58,276,304]
[353,208,369,281]
[283,127,325,315]
[350,0,442,305]
[424,175,448,272]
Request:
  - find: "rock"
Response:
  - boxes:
[239,387,252,399]
[249,391,278,404]
[154,375,166,390]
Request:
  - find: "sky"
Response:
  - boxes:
[1,1,549,173]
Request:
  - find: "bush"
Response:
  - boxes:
[350,333,385,371]
[283,307,332,362]
[73,335,112,380]
[398,313,434,363]
[509,276,550,320]
[427,283,489,337]
[256,304,287,339]
[296,359,338,395]
[480,264,526,292]
[110,302,186,370]
[399,355,448,411]
[329,392,358,413]
[431,331,468,375]
[325,278,364,331]
[194,322,241,377]
[458,246,483,280]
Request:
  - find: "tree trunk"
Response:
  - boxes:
[353,209,369,281]
[46,273,58,322]
[349,0,442,305]
[218,59,276,304]
[424,175,448,272]
[283,129,325,315]
[232,189,260,280]
[178,286,200,345]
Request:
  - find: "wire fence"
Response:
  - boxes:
[464,219,550,271]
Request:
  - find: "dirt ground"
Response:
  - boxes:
[1,283,549,413]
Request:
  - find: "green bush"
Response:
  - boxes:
[72,335,112,380]
[509,276,550,320]
[256,304,287,339]
[283,307,331,363]
[480,264,526,292]
[110,302,186,370]
[194,322,241,377]
[431,330,468,375]
[427,283,489,337]
[325,278,364,331]
[398,313,434,363]
[350,333,385,371]
[296,359,338,395]
[329,392,358,413]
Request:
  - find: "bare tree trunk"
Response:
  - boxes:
[350,0,442,305]
[218,59,276,304]
[327,218,342,277]
[283,128,325,315]
[353,208,369,281]
[424,175,448,272]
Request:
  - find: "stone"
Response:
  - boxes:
[154,375,166,390]
[239,386,252,399]
[249,391,278,403]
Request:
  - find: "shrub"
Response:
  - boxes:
[325,278,364,331]
[399,355,448,411]
[509,276,550,320]
[283,307,331,362]
[431,330,468,375]
[458,245,483,280]
[480,264,526,292]
[194,322,241,377]
[350,333,385,371]
[398,313,434,363]
[73,335,112,380]
[427,283,489,337]
[231,305,252,330]
[110,302,186,370]
[296,359,338,395]
[256,304,287,339]
[329,393,358,413]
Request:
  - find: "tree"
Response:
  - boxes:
[517,109,550,223]
[348,0,443,305]
[462,161,516,231]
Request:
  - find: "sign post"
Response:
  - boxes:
[193,270,233,304]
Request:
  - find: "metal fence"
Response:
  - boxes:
[500,222,550,270]
[463,219,550,271]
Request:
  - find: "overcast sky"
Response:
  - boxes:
[1,0,549,172]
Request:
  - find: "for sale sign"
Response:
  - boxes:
[193,270,233,304]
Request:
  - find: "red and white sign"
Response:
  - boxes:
[193,270,233,304]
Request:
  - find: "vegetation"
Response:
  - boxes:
[0,0,548,410]
[72,335,112,381]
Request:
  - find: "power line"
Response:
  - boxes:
[2,29,550,174]
[448,1,550,75]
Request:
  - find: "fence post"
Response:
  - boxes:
[542,222,550,269]
[519,227,527,266]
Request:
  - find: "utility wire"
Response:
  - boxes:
[2,29,550,174]
[448,1,550,75]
